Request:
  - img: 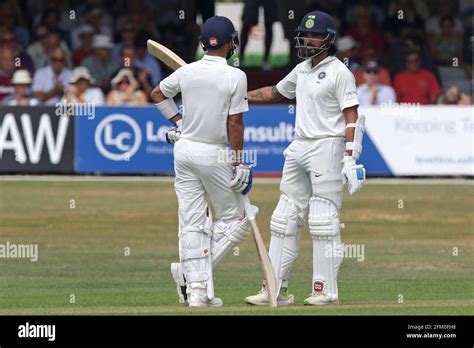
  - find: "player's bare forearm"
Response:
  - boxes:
[151,85,181,124]
[247,86,286,103]
[227,113,244,161]
[151,85,167,103]
[343,106,359,157]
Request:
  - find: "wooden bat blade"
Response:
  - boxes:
[147,39,186,71]
[243,195,278,307]
[250,219,278,307]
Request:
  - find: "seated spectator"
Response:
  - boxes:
[135,31,162,86]
[112,22,137,60]
[0,2,30,49]
[106,69,147,105]
[72,25,95,66]
[437,84,471,105]
[29,30,72,70]
[336,36,360,73]
[393,50,441,104]
[82,34,120,93]
[3,70,39,106]
[63,67,104,105]
[40,8,70,47]
[117,46,153,100]
[425,0,463,37]
[357,61,396,106]
[32,48,72,105]
[0,29,34,72]
[0,47,16,102]
[346,5,384,60]
[354,47,391,86]
[429,16,463,66]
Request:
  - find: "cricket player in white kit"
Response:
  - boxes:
[151,16,255,307]
[245,10,366,306]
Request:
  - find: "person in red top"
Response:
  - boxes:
[346,6,384,59]
[393,50,441,104]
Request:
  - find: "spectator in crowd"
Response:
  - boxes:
[26,24,49,62]
[32,47,72,105]
[0,2,30,49]
[383,34,439,80]
[112,22,138,60]
[393,50,441,104]
[72,25,95,66]
[81,34,120,93]
[135,32,162,86]
[429,16,463,66]
[356,61,396,106]
[346,5,384,59]
[0,47,16,102]
[437,84,471,105]
[425,0,463,37]
[81,7,113,38]
[106,68,147,105]
[353,47,391,86]
[384,0,426,41]
[63,67,104,105]
[40,8,71,47]
[336,36,360,73]
[118,46,153,100]
[28,30,72,71]
[0,29,34,72]
[2,69,39,106]
[239,0,277,70]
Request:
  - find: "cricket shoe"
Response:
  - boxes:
[188,289,223,308]
[304,293,339,306]
[244,287,289,306]
[170,262,187,304]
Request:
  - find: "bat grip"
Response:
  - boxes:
[242,194,255,221]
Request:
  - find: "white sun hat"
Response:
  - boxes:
[11,69,32,84]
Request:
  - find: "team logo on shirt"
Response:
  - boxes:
[209,37,218,47]
[305,18,315,29]
[318,72,326,79]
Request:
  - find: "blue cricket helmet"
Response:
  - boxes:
[294,11,337,59]
[200,16,239,50]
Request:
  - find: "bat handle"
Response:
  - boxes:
[242,194,255,221]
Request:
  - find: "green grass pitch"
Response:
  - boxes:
[0,179,472,315]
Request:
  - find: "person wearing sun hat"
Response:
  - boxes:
[2,69,39,106]
[81,34,120,92]
[63,66,104,105]
[106,68,147,105]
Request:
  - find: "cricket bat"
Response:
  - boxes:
[148,39,278,307]
[147,39,186,70]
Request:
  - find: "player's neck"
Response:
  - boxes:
[310,52,329,68]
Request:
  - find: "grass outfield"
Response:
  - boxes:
[0,179,472,315]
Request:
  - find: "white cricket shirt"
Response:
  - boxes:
[159,55,249,144]
[277,56,359,139]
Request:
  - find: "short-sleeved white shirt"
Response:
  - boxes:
[32,66,72,105]
[160,55,248,144]
[277,56,359,139]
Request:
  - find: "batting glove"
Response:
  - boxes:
[342,156,365,195]
[230,162,253,194]
[165,119,182,144]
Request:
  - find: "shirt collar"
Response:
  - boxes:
[306,55,337,70]
[202,55,228,64]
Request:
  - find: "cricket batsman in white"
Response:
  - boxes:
[151,16,256,307]
[245,10,366,306]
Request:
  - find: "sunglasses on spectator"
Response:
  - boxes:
[51,57,65,62]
